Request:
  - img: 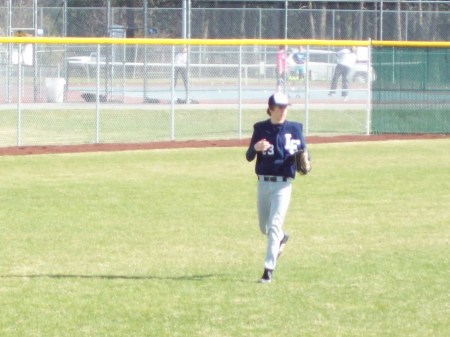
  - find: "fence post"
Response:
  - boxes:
[366,40,373,135]
[304,45,310,136]
[16,51,22,146]
[238,45,243,139]
[171,45,175,140]
[95,44,101,143]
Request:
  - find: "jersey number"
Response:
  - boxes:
[263,145,274,156]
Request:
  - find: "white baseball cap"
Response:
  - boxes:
[268,92,290,107]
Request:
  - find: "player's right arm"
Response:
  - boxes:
[246,138,266,161]
[246,122,272,161]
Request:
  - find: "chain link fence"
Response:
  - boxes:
[2,38,449,147]
[1,1,449,147]
[372,47,450,134]
[1,39,376,146]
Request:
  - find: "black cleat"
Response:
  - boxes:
[258,268,273,284]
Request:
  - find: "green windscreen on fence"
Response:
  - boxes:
[371,47,450,134]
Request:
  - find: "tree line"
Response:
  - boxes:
[2,1,449,41]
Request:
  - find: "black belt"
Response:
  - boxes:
[258,175,288,182]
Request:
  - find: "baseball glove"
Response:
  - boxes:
[295,149,311,175]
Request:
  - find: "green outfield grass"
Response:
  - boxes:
[0,107,366,146]
[0,139,448,337]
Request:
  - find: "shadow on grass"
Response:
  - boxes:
[0,273,219,281]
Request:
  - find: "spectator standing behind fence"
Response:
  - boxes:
[328,47,357,101]
[275,45,288,92]
[291,46,306,80]
[174,47,188,90]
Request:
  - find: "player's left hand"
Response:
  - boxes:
[295,149,311,175]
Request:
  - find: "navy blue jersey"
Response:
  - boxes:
[246,119,306,178]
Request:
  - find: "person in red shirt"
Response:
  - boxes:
[275,45,288,92]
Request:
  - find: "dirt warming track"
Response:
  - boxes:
[0,134,448,156]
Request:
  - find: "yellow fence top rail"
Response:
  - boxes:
[1,37,450,48]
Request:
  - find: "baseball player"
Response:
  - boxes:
[246,92,307,283]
